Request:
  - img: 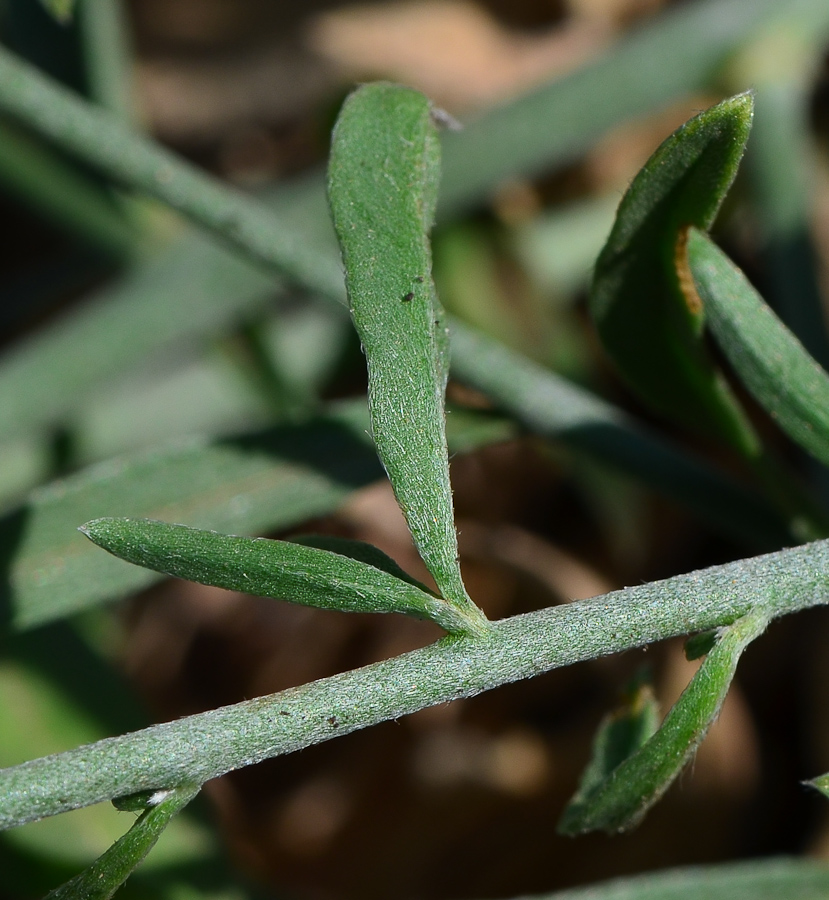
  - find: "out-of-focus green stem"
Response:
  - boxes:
[0,44,345,300]
[78,0,135,123]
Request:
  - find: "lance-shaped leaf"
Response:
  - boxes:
[686,227,829,469]
[327,82,486,633]
[559,608,768,834]
[590,93,759,456]
[44,784,198,900]
[806,772,829,801]
[79,518,474,634]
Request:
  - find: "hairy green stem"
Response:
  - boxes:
[2,537,828,830]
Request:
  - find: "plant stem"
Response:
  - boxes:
[448,323,790,548]
[0,45,344,302]
[3,537,828,830]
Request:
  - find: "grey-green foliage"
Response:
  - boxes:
[2,5,829,894]
[80,518,471,634]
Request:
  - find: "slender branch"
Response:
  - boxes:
[0,45,345,302]
[3,538,828,830]
[448,323,790,548]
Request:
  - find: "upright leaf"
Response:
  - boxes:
[559,608,768,834]
[590,93,759,455]
[328,83,486,633]
[686,227,829,469]
[80,518,472,634]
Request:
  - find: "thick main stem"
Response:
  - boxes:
[3,538,829,831]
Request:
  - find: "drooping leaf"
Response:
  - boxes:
[327,83,485,633]
[80,518,470,633]
[686,227,829,469]
[559,608,768,834]
[45,784,198,900]
[589,93,759,455]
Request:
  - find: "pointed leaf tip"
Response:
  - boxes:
[589,92,758,456]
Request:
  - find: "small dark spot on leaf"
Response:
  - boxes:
[402,292,414,303]
[328,716,340,728]
[279,710,291,716]
[415,276,424,283]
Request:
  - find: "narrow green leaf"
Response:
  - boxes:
[744,76,829,369]
[45,784,198,900]
[0,405,383,633]
[687,227,829,469]
[79,517,470,632]
[327,83,485,633]
[559,608,768,834]
[534,858,829,900]
[590,93,759,455]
